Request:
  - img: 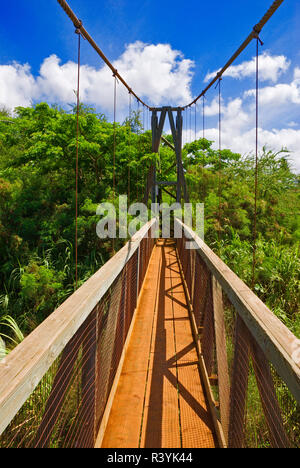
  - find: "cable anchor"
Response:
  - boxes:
[74,19,85,38]
[252,26,264,46]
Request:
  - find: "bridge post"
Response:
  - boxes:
[143,106,189,205]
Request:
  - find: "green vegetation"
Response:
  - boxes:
[0,102,299,340]
[0,102,299,448]
[0,103,153,335]
[184,138,299,337]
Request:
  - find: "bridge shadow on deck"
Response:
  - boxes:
[101,239,216,449]
[143,239,215,448]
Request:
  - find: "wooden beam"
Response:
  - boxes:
[0,219,157,436]
[161,136,175,152]
[156,181,177,186]
[150,106,184,112]
[161,187,176,200]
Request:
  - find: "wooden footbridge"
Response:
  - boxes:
[0,0,299,449]
[0,219,299,448]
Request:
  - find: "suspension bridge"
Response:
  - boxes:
[0,0,299,449]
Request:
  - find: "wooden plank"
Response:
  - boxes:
[0,219,157,436]
[175,219,300,405]
[168,244,216,448]
[141,241,181,448]
[101,239,217,449]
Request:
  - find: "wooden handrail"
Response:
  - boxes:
[175,219,300,405]
[0,219,157,436]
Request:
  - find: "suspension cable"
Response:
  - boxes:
[185,109,188,145]
[58,0,283,113]
[190,106,192,142]
[57,0,150,109]
[182,0,284,109]
[128,92,132,203]
[202,95,205,171]
[217,78,222,251]
[137,99,140,201]
[142,105,145,191]
[112,75,117,253]
[75,25,81,289]
[113,76,117,204]
[194,103,197,141]
[202,95,205,140]
[252,36,263,288]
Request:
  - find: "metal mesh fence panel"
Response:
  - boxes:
[175,223,298,448]
[0,227,155,448]
[0,307,99,448]
[270,365,300,448]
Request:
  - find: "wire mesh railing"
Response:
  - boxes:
[175,218,300,448]
[0,219,157,448]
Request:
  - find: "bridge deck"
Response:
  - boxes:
[100,239,216,448]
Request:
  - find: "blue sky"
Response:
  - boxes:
[0,0,300,170]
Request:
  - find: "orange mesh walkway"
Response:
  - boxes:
[101,240,216,448]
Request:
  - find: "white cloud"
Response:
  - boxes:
[287,121,299,128]
[114,42,194,106]
[0,62,36,109]
[0,44,299,172]
[0,42,194,114]
[205,53,290,83]
[203,97,220,117]
[198,125,300,173]
[294,67,300,81]
[195,66,300,172]
[245,74,300,107]
[200,104,300,172]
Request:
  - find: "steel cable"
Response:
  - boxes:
[57,0,284,113]
[75,27,81,289]
[57,0,150,109]
[182,0,284,109]
[252,37,262,288]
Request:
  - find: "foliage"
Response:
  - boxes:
[0,103,298,346]
[0,315,24,349]
[0,102,298,449]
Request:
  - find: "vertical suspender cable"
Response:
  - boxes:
[137,100,140,201]
[112,75,117,253]
[142,105,145,192]
[202,95,205,140]
[252,36,263,288]
[194,103,197,141]
[190,106,192,142]
[217,77,222,251]
[128,92,132,203]
[185,109,188,145]
[75,25,81,289]
[113,76,117,205]
[202,95,205,170]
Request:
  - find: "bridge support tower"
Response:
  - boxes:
[144,106,189,205]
